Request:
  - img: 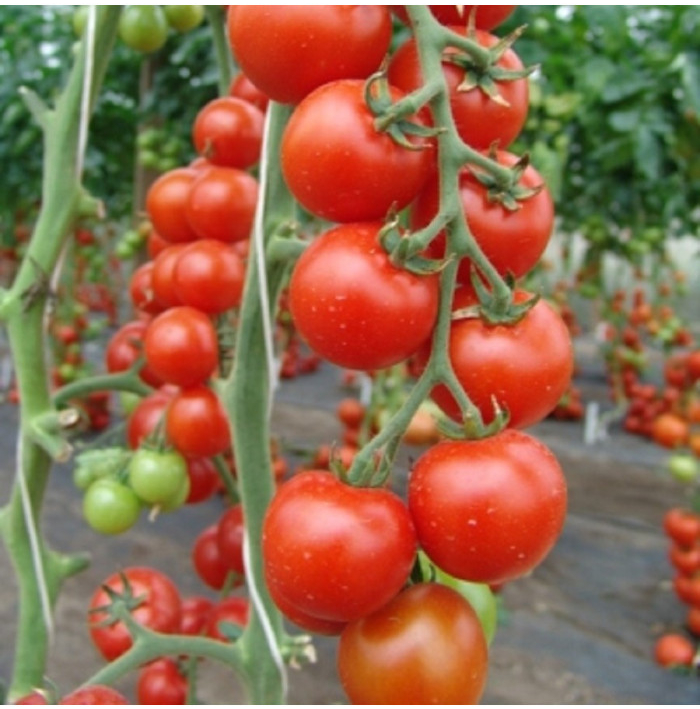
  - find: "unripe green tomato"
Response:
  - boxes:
[161,137,182,158]
[73,464,96,491]
[160,473,192,513]
[83,479,141,535]
[668,454,699,484]
[128,448,189,505]
[119,391,141,416]
[114,240,136,260]
[119,6,169,54]
[123,228,145,249]
[138,149,161,171]
[136,128,161,150]
[163,5,204,33]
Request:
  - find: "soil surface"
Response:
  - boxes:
[1,342,699,704]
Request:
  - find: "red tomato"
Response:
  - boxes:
[393,5,516,31]
[126,388,175,449]
[687,606,700,636]
[185,166,258,243]
[144,307,219,387]
[281,80,435,222]
[192,524,232,590]
[673,574,700,607]
[229,71,269,112]
[336,398,365,430]
[420,288,573,428]
[669,543,700,577]
[663,508,700,548]
[216,504,245,576]
[173,239,245,314]
[205,597,250,642]
[58,686,129,705]
[128,261,163,316]
[151,244,186,310]
[192,96,264,169]
[338,583,488,704]
[271,590,347,637]
[410,151,554,284]
[184,456,220,505]
[651,412,689,449]
[227,6,392,104]
[146,229,170,260]
[288,223,439,371]
[408,431,567,584]
[137,658,187,705]
[166,386,231,458]
[262,470,417,624]
[389,29,528,150]
[13,692,48,705]
[180,595,215,635]
[146,168,198,244]
[88,567,182,661]
[654,633,695,668]
[105,319,162,387]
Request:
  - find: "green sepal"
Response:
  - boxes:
[378,219,448,276]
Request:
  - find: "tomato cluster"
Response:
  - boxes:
[225,5,571,703]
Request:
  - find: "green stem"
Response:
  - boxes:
[53,367,152,408]
[1,8,121,700]
[218,101,297,704]
[206,5,233,95]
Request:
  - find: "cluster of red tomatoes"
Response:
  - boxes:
[224,5,573,703]
[655,508,700,673]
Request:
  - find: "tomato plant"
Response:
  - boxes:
[338,583,488,704]
[408,430,567,584]
[288,222,439,371]
[227,6,393,104]
[88,567,182,661]
[262,470,417,624]
[281,80,435,223]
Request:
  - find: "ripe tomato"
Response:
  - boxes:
[58,685,129,705]
[288,223,439,371]
[669,543,700,577]
[229,71,269,113]
[192,97,264,169]
[137,658,188,705]
[393,5,516,31]
[419,288,573,428]
[263,470,417,624]
[205,597,250,642]
[184,456,220,505]
[336,398,365,430]
[185,166,258,244]
[166,386,231,458]
[128,262,162,316]
[146,168,199,244]
[173,239,245,314]
[408,431,567,584]
[151,244,186,310]
[144,307,219,387]
[105,320,162,387]
[654,633,695,668]
[338,583,488,704]
[180,595,215,635]
[389,29,528,150]
[216,504,245,577]
[126,388,176,449]
[89,567,182,661]
[664,508,700,548]
[281,80,434,222]
[651,412,690,449]
[82,478,141,535]
[227,6,392,104]
[410,151,554,284]
[192,524,232,590]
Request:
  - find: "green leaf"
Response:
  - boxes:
[543,92,581,119]
[634,126,663,180]
[580,57,616,94]
[608,108,641,133]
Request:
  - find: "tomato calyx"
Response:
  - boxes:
[435,394,510,441]
[469,152,545,212]
[378,217,448,275]
[364,71,441,150]
[88,571,148,628]
[455,273,540,326]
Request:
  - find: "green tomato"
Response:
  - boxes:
[668,454,699,484]
[163,5,205,33]
[160,473,191,513]
[83,479,141,535]
[119,6,169,54]
[128,448,188,505]
[119,391,142,417]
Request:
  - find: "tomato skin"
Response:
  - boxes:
[173,239,245,314]
[663,508,700,548]
[216,504,245,576]
[281,80,434,223]
[144,307,219,388]
[184,456,220,505]
[389,29,528,151]
[289,223,439,371]
[146,168,199,244]
[128,262,163,316]
[58,685,129,705]
[338,583,488,704]
[137,658,188,705]
[105,319,162,387]
[651,412,689,449]
[192,97,264,169]
[421,289,573,428]
[229,71,269,113]
[126,388,175,449]
[82,478,142,535]
[128,448,188,506]
[262,470,417,623]
[192,524,233,590]
[654,633,695,668]
[393,5,516,31]
[185,166,258,244]
[89,567,182,661]
[411,151,554,284]
[180,595,215,635]
[408,431,567,584]
[227,6,392,104]
[151,244,186,310]
[166,386,231,458]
